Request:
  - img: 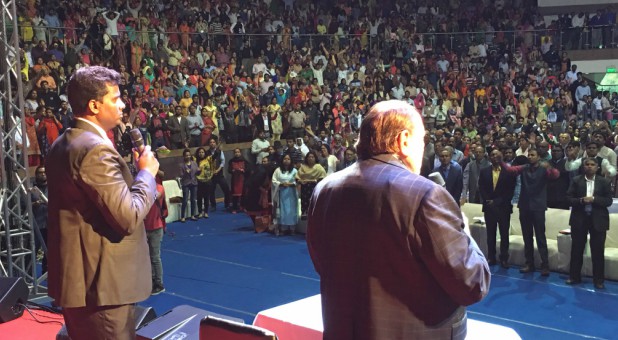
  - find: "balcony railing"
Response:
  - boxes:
[11,24,618,60]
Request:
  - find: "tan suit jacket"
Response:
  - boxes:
[46,120,157,308]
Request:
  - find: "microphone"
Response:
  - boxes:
[428,172,446,187]
[130,129,145,155]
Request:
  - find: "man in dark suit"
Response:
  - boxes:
[478,149,517,268]
[46,66,160,340]
[307,100,490,340]
[503,149,559,276]
[566,157,613,289]
[167,105,190,149]
[431,147,464,206]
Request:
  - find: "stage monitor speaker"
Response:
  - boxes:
[136,304,244,340]
[0,277,29,323]
[56,305,159,339]
[135,305,157,329]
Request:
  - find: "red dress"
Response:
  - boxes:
[229,158,246,197]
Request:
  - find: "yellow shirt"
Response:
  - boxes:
[492,166,501,190]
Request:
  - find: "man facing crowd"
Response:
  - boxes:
[46,66,160,340]
[307,100,490,340]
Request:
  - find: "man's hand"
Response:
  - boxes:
[134,145,159,178]
[539,160,551,169]
[583,196,594,204]
[460,198,467,206]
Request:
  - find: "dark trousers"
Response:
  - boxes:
[570,216,606,283]
[189,134,202,147]
[485,206,511,262]
[519,209,549,268]
[181,184,197,218]
[210,174,231,208]
[197,181,212,214]
[63,304,136,340]
[146,228,164,289]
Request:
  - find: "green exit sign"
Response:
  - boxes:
[607,68,617,73]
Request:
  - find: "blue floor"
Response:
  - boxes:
[140,204,618,340]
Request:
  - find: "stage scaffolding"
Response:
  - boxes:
[0,0,46,297]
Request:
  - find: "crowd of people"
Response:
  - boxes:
[13,0,618,281]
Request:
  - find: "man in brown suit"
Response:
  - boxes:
[46,66,160,340]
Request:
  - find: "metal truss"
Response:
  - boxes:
[0,0,44,297]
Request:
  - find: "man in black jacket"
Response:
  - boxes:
[478,149,517,268]
[566,158,613,289]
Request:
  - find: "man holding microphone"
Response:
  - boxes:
[46,66,160,340]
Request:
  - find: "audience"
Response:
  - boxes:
[14,0,618,280]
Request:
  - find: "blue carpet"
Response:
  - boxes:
[140,204,618,339]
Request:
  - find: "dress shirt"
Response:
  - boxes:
[492,166,501,190]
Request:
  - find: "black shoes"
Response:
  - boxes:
[500,260,510,269]
[594,282,606,290]
[488,259,497,266]
[540,267,550,277]
[519,265,535,273]
[151,285,166,296]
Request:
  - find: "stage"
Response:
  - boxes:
[253,294,522,340]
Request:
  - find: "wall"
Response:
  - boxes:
[539,0,618,6]
[571,59,618,74]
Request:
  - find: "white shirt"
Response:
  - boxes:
[585,175,595,197]
[251,138,270,164]
[76,117,113,146]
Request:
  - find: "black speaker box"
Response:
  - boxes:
[0,277,29,323]
[136,304,244,340]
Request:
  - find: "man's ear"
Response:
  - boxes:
[88,99,99,115]
[398,129,411,155]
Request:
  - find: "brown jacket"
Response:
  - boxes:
[46,119,157,307]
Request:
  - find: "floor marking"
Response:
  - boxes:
[163,249,264,270]
[161,291,257,317]
[468,311,610,339]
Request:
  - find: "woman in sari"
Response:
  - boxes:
[271,154,298,236]
[227,148,250,214]
[295,150,326,218]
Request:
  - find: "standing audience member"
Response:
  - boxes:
[208,137,231,211]
[144,182,168,295]
[336,147,357,171]
[251,130,271,164]
[31,165,49,275]
[461,145,490,206]
[307,100,490,339]
[187,106,204,147]
[478,149,517,268]
[431,147,464,205]
[179,148,199,222]
[566,158,613,289]
[271,154,299,236]
[547,144,571,210]
[228,148,250,213]
[504,149,559,276]
[195,147,214,219]
[296,150,326,219]
[168,106,190,149]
